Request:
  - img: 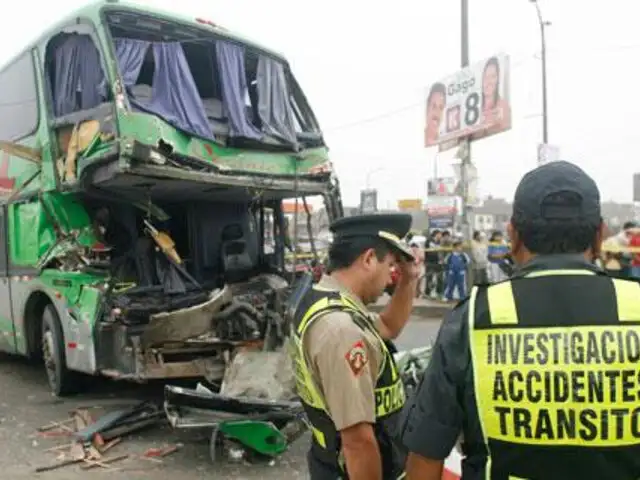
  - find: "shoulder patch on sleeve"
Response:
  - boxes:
[345,340,368,376]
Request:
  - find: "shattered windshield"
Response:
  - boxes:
[104,10,323,150]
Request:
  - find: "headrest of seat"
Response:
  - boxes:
[221,224,244,242]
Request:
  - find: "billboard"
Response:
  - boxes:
[426,195,456,215]
[427,177,457,196]
[428,214,455,230]
[360,189,378,214]
[397,198,422,211]
[424,53,511,148]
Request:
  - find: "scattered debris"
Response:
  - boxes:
[37,418,75,433]
[143,444,181,458]
[100,437,122,453]
[34,403,172,473]
[164,384,305,464]
[81,454,129,471]
[35,456,86,473]
[73,401,163,442]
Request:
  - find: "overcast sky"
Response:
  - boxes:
[3,0,638,208]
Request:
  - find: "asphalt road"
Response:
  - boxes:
[0,316,442,479]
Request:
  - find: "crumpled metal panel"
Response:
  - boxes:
[141,287,232,348]
[220,346,296,402]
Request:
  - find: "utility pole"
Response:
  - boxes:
[365,167,384,190]
[460,0,472,241]
[531,0,549,145]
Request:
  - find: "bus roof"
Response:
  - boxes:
[1,0,287,70]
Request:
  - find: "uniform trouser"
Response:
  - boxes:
[445,271,466,299]
[307,450,341,480]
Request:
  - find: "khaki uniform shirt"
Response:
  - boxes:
[303,275,385,431]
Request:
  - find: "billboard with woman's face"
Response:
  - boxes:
[424,53,511,148]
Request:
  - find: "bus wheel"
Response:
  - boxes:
[41,305,82,396]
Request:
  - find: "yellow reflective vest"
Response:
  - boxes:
[469,268,640,479]
[289,285,406,479]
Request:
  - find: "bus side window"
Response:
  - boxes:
[43,25,110,182]
[0,206,6,275]
[44,30,108,119]
[0,52,39,143]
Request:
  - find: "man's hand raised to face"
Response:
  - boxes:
[397,246,424,283]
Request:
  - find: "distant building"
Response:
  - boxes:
[601,201,635,233]
[408,210,430,233]
[282,200,314,233]
[471,197,511,234]
[470,197,635,235]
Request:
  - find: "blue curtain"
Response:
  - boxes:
[147,42,212,139]
[215,41,261,139]
[52,34,105,117]
[99,38,149,104]
[112,39,212,140]
[115,39,150,88]
[256,55,297,145]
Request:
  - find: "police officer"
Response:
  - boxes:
[400,161,640,480]
[290,213,423,480]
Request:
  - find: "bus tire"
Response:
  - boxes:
[41,305,83,396]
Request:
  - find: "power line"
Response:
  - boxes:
[324,103,422,132]
[323,43,640,134]
[324,53,537,133]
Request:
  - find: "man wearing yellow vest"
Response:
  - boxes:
[290,213,422,479]
[400,161,640,480]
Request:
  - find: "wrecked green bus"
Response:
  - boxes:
[0,0,342,395]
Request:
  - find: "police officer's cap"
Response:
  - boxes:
[329,214,414,261]
[513,161,601,225]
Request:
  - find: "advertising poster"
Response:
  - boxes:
[424,53,511,148]
[397,198,422,211]
[426,196,456,230]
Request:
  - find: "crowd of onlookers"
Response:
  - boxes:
[407,221,640,303]
[408,228,513,302]
[599,221,640,279]
[303,220,640,301]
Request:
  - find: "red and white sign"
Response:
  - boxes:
[426,195,457,216]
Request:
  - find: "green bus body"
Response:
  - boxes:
[0,0,342,392]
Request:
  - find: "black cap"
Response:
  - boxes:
[513,161,601,224]
[330,213,415,261]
